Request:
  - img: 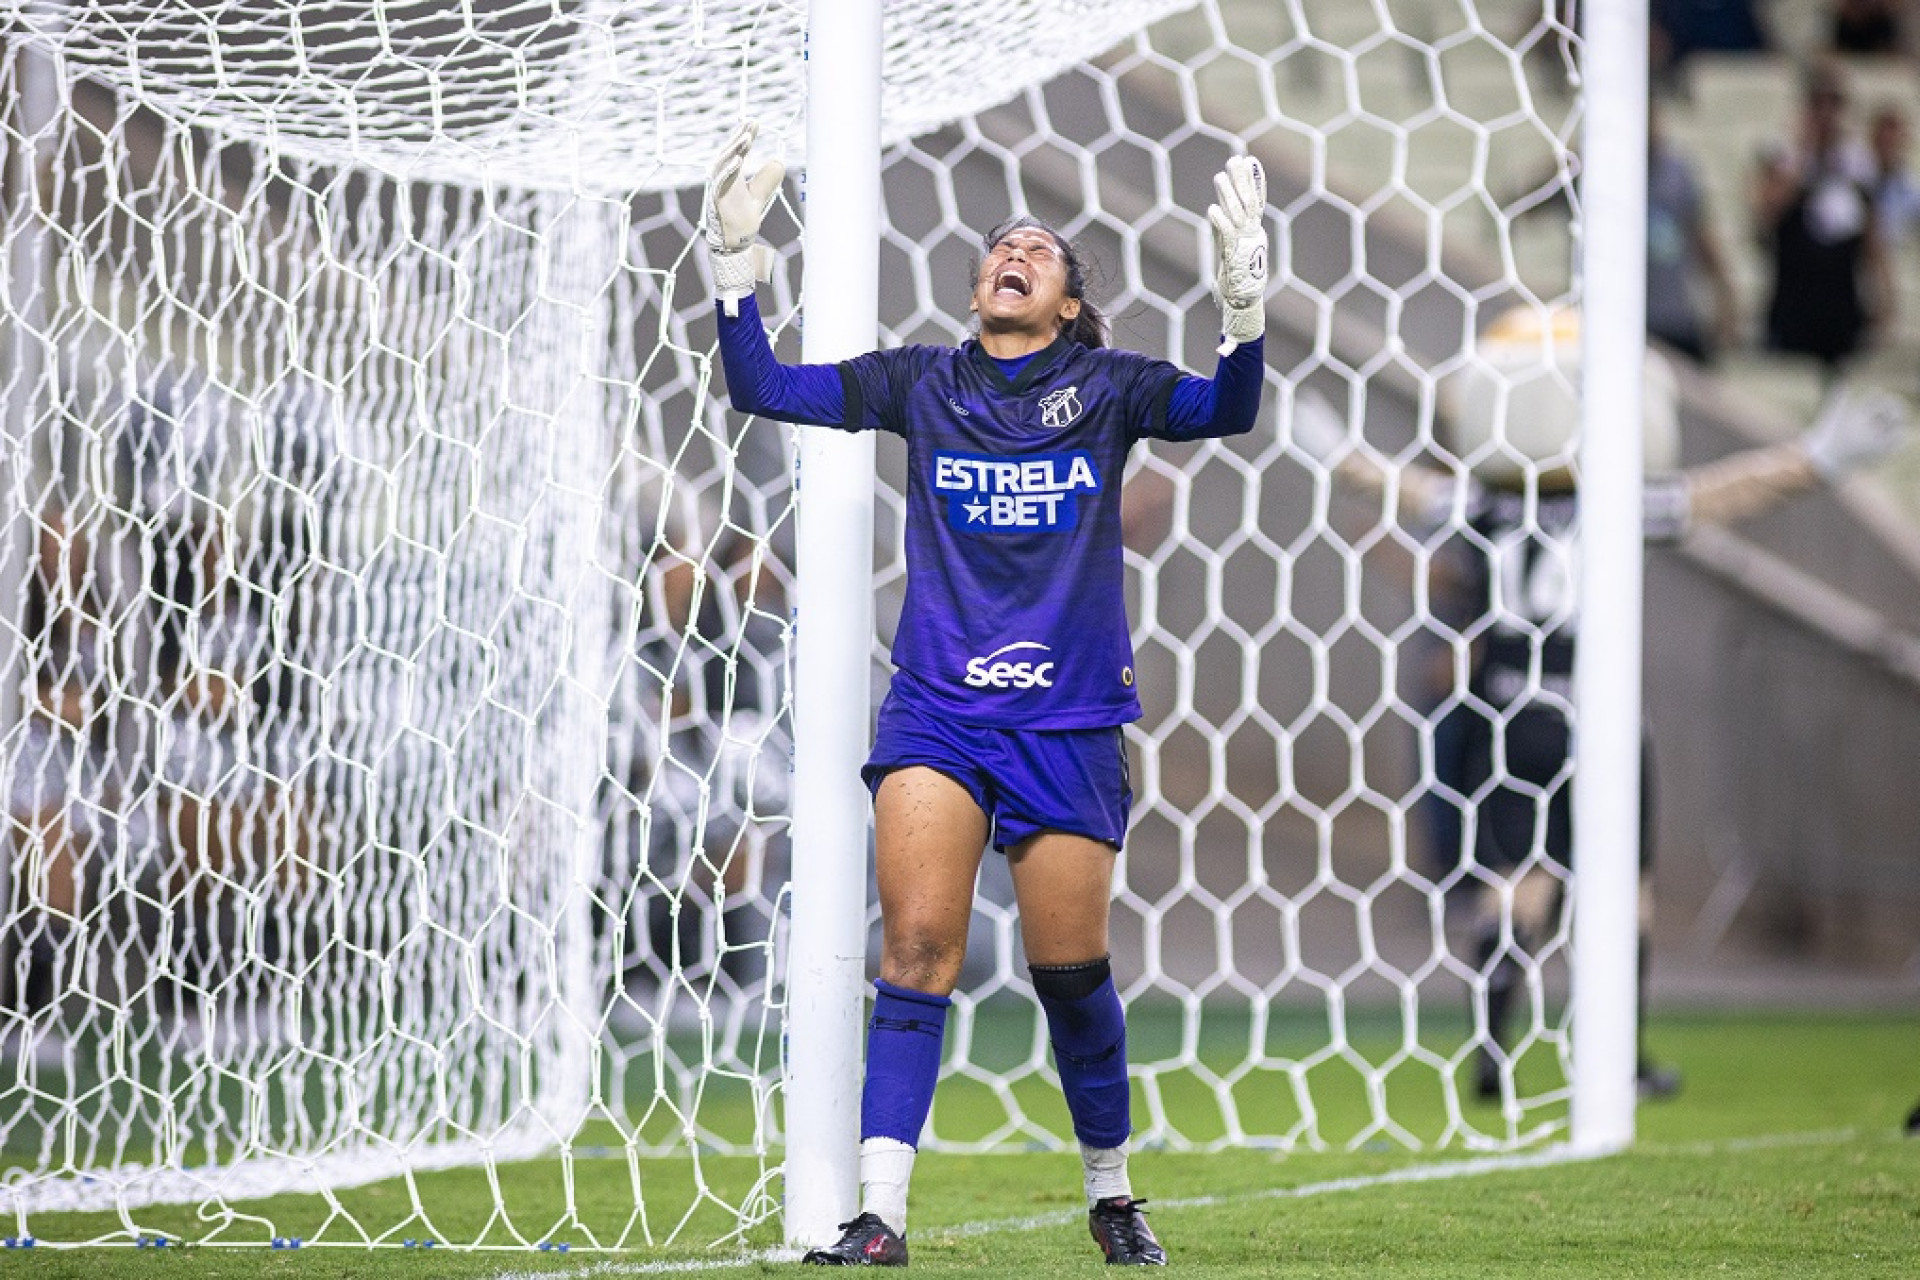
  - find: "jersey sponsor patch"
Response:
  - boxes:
[933,448,1102,532]
[963,641,1056,690]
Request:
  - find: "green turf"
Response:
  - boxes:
[2,1011,1916,1276]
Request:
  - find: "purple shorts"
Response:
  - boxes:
[861,689,1133,852]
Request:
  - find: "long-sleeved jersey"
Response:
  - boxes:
[719,296,1263,728]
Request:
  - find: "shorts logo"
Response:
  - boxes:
[934,448,1101,533]
[1039,385,1083,430]
[963,641,1056,690]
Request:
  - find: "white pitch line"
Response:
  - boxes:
[922,1144,1604,1242]
[1635,1126,1865,1157]
[487,1146,1593,1279]
[486,1129,1880,1280]
[490,1255,798,1278]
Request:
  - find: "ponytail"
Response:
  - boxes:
[1060,296,1110,350]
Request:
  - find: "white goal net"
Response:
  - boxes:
[0,0,1603,1251]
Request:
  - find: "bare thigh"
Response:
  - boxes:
[874,767,989,996]
[1008,832,1117,967]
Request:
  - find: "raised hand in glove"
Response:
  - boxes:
[1800,386,1912,479]
[1209,154,1269,357]
[705,120,786,317]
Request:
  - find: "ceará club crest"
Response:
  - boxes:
[1039,385,1082,430]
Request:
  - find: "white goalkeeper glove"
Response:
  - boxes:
[1799,386,1912,479]
[705,120,786,317]
[1209,153,1269,356]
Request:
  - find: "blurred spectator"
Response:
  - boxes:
[1869,105,1920,243]
[152,518,314,1018]
[1831,0,1905,55]
[614,525,790,1008]
[5,679,95,1028]
[1513,101,1742,361]
[4,515,114,1032]
[1648,100,1741,361]
[1654,0,1771,66]
[1754,64,1893,373]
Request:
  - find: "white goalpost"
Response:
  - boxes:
[0,0,1644,1252]
[784,0,883,1246]
[1569,0,1648,1156]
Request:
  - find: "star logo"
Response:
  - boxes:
[963,500,988,522]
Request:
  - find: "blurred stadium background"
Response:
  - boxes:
[0,0,1916,1252]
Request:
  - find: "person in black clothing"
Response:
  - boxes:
[1653,0,1771,65]
[1754,64,1894,375]
[1293,304,1913,1104]
[1830,0,1904,55]
[640,526,791,998]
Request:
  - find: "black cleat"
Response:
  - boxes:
[1089,1196,1166,1266]
[1904,1098,1920,1136]
[801,1212,908,1267]
[1636,1061,1682,1101]
[1474,1051,1503,1100]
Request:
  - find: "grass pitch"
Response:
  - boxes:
[5,1009,1917,1276]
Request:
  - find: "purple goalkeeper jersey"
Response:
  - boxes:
[719,297,1263,729]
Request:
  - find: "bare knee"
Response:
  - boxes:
[880,923,966,996]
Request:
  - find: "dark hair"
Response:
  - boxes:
[975,216,1110,349]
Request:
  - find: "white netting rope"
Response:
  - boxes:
[12,0,1195,194]
[0,0,1590,1249]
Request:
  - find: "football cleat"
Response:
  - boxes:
[1474,1050,1503,1100]
[1088,1196,1167,1266]
[801,1212,908,1267]
[1636,1061,1683,1101]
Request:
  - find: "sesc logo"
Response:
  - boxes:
[963,641,1056,690]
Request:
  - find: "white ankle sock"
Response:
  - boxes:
[860,1137,917,1236]
[1080,1138,1133,1206]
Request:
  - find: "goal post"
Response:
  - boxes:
[784,0,884,1248]
[1570,0,1649,1156]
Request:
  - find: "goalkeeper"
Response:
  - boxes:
[703,121,1269,1267]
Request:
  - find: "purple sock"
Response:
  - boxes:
[1032,959,1131,1149]
[859,979,952,1146]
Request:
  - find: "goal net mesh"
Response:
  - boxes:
[0,0,1587,1250]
